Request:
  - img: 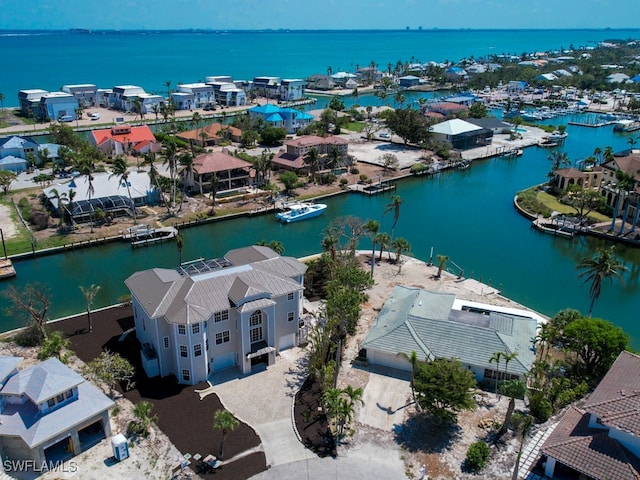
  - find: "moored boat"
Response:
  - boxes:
[122,225,178,246]
[276,202,327,223]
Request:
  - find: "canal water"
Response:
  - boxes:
[2,109,639,346]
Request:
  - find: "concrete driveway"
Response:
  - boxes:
[210,347,310,468]
[359,368,412,431]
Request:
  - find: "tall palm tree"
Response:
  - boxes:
[151,104,160,122]
[499,380,526,435]
[143,152,169,214]
[49,188,68,229]
[74,157,96,232]
[321,226,340,262]
[162,139,179,211]
[213,409,239,459]
[79,284,101,332]
[303,147,320,183]
[110,156,137,222]
[436,254,449,278]
[191,111,202,146]
[375,232,391,261]
[502,351,518,382]
[384,195,404,241]
[577,245,628,316]
[176,233,184,265]
[0,92,5,115]
[488,351,503,394]
[364,220,380,277]
[390,237,410,273]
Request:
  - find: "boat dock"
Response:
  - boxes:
[568,120,617,128]
[347,181,396,195]
[0,258,16,279]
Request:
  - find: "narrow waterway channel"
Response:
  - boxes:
[2,112,640,347]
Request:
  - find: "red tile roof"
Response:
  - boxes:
[193,151,252,174]
[90,125,156,146]
[177,123,242,143]
[272,151,306,170]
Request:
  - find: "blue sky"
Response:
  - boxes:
[2,0,640,30]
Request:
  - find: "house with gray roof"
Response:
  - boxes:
[0,357,114,466]
[125,245,308,385]
[540,351,640,480]
[361,286,538,383]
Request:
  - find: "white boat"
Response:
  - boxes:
[122,225,178,246]
[276,203,327,223]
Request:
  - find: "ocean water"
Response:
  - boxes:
[1,28,639,106]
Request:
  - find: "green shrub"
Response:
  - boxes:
[340,178,349,187]
[529,391,553,423]
[465,441,490,473]
[359,174,368,183]
[350,167,359,174]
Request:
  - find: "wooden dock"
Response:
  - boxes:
[0,258,16,279]
[347,181,396,195]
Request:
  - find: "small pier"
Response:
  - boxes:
[0,258,16,279]
[347,181,396,195]
[568,120,616,128]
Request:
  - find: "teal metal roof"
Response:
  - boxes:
[362,285,536,374]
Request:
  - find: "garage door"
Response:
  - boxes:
[278,333,296,351]
[368,350,411,372]
[213,352,235,371]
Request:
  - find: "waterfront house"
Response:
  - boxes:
[176,83,216,109]
[539,351,640,480]
[279,79,307,101]
[177,123,243,147]
[360,286,538,383]
[466,117,511,133]
[0,135,40,163]
[398,75,421,89]
[109,85,146,111]
[184,150,253,195]
[430,118,493,150]
[272,135,348,173]
[599,150,640,228]
[89,124,158,157]
[61,84,98,107]
[331,72,358,87]
[506,81,528,93]
[0,357,114,466]
[0,156,28,173]
[444,67,467,82]
[125,245,308,385]
[43,170,159,223]
[552,167,600,192]
[253,76,281,100]
[207,81,247,107]
[306,74,335,91]
[248,104,314,134]
[37,92,79,122]
[426,101,468,117]
[170,91,195,111]
[18,89,48,118]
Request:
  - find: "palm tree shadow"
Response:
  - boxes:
[394,411,461,454]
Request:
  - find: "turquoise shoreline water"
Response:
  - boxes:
[1,29,639,347]
[1,28,639,107]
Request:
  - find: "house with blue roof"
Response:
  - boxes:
[248,104,314,134]
[0,357,114,466]
[361,286,539,383]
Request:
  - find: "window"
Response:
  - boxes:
[192,323,200,335]
[56,393,64,403]
[288,312,295,322]
[214,310,229,323]
[206,339,209,351]
[215,330,230,345]
[163,336,170,349]
[194,344,202,357]
[178,325,186,335]
[182,369,190,382]
[288,292,294,301]
[65,389,73,399]
[250,311,263,343]
[204,321,208,330]
[180,345,188,358]
[47,398,55,408]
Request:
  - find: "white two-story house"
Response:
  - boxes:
[125,246,308,385]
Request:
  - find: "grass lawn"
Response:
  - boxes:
[344,121,365,132]
[536,190,609,222]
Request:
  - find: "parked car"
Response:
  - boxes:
[58,115,74,122]
[89,112,100,120]
[379,132,391,139]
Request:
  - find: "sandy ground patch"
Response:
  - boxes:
[0,203,19,239]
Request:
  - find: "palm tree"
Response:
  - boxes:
[303,147,320,183]
[151,104,160,122]
[79,284,101,332]
[74,157,96,232]
[143,152,169,214]
[375,232,391,261]
[176,233,184,265]
[499,380,526,435]
[191,111,202,145]
[547,151,570,185]
[488,351,503,394]
[0,92,5,115]
[384,195,404,241]
[321,226,340,262]
[49,188,68,229]
[577,245,628,316]
[436,254,449,278]
[213,409,239,459]
[133,401,158,437]
[502,351,518,382]
[364,220,380,277]
[110,156,137,222]
[390,237,410,273]
[394,92,406,109]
